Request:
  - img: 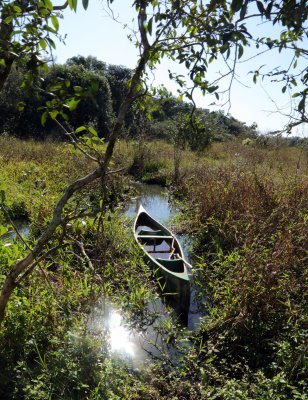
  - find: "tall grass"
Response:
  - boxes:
[176,144,307,397]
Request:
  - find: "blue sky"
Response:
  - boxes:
[54,0,307,136]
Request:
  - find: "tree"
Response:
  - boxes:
[0,0,83,91]
[0,65,24,134]
[43,63,113,137]
[0,62,113,138]
[66,55,107,73]
[0,0,307,324]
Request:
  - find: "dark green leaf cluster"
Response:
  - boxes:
[0,58,123,138]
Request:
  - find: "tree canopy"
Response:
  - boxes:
[124,0,307,132]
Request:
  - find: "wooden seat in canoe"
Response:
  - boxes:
[137,229,172,238]
[156,258,184,273]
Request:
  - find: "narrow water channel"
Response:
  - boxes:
[88,183,202,365]
[0,220,30,242]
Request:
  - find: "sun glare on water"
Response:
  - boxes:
[108,310,136,357]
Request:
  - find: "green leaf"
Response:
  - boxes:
[207,85,218,93]
[231,0,243,13]
[41,111,48,126]
[238,44,244,59]
[39,38,47,50]
[12,5,22,13]
[51,16,59,31]
[282,85,287,93]
[4,16,13,24]
[82,0,89,10]
[44,0,54,11]
[45,26,57,34]
[265,1,273,19]
[75,126,87,133]
[49,110,59,120]
[0,225,8,236]
[148,17,153,35]
[68,0,78,12]
[46,37,56,49]
[67,98,80,111]
[88,127,98,137]
[73,86,83,94]
[298,98,305,112]
[256,1,265,14]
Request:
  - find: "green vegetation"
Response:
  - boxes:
[176,142,307,399]
[0,56,257,147]
[1,0,307,398]
[0,138,307,398]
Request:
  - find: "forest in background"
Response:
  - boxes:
[1,54,301,148]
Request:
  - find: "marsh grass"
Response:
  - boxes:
[0,137,95,221]
[115,138,307,188]
[0,136,307,399]
[174,143,307,397]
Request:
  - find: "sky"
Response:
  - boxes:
[54,0,307,137]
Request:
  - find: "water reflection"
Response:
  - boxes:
[0,220,30,242]
[125,184,174,223]
[88,302,143,362]
[88,300,169,365]
[108,309,135,356]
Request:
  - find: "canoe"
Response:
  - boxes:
[134,205,191,320]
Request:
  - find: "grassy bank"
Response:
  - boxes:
[174,140,307,398]
[0,136,307,398]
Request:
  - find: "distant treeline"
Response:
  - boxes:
[0,55,268,148]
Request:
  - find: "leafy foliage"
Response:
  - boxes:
[0,0,91,90]
[130,0,307,131]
